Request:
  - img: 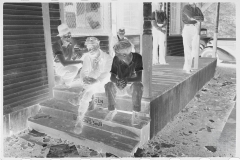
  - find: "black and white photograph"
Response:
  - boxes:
[1,0,239,158]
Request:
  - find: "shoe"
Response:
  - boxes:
[132,111,141,126]
[183,69,191,74]
[104,109,118,121]
[68,97,79,106]
[74,115,83,134]
[74,120,83,134]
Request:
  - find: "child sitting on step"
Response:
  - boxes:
[104,39,144,125]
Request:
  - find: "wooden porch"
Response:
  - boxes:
[150,56,217,138]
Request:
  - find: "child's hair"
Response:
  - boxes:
[114,40,132,54]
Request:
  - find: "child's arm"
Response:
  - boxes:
[126,70,142,83]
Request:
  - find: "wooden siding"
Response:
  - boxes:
[166,3,184,56]
[48,3,61,43]
[3,3,49,114]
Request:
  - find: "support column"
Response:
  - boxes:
[42,3,54,98]
[142,3,152,98]
[213,2,220,58]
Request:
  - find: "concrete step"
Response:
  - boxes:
[53,86,150,115]
[39,98,150,144]
[28,113,140,157]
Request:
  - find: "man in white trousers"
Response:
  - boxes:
[182,3,204,74]
[151,2,168,65]
[68,37,113,134]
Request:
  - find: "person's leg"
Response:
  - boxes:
[191,29,199,69]
[61,65,80,87]
[104,82,118,121]
[128,82,143,125]
[182,26,193,73]
[152,28,160,65]
[158,31,168,64]
[74,85,96,134]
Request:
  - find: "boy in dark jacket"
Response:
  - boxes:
[104,40,144,125]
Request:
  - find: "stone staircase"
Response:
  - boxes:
[27,86,151,157]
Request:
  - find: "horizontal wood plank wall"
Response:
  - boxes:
[3,3,49,115]
[166,3,184,56]
[49,3,61,43]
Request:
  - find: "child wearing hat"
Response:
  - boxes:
[52,23,83,88]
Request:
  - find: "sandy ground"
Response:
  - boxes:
[2,62,237,158]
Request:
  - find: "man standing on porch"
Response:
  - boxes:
[104,40,144,125]
[182,3,204,74]
[151,2,168,65]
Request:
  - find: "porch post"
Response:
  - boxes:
[42,3,54,98]
[142,3,152,98]
[213,2,220,58]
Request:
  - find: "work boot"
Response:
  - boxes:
[68,96,80,106]
[132,111,141,126]
[104,109,118,121]
[74,115,83,134]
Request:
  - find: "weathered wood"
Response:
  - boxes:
[4,34,45,41]
[49,11,61,18]
[3,4,42,11]
[4,60,46,72]
[3,43,45,51]
[4,71,48,86]
[150,56,217,138]
[3,2,50,115]
[4,88,49,106]
[142,2,153,98]
[49,3,60,10]
[213,2,220,58]
[42,3,54,99]
[3,47,45,56]
[4,3,42,7]
[40,98,150,142]
[28,113,140,157]
[4,80,48,96]
[3,114,10,137]
[8,104,40,135]
[4,85,49,101]
[4,55,46,65]
[3,9,43,16]
[3,15,43,21]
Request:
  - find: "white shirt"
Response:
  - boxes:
[80,49,113,85]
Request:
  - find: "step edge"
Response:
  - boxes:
[39,105,150,127]
[27,116,139,156]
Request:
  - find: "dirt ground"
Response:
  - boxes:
[2,62,237,158]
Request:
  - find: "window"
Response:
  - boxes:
[63,2,111,36]
[169,3,181,35]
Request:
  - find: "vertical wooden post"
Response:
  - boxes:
[59,3,65,22]
[164,2,168,58]
[213,2,220,58]
[42,3,54,98]
[142,3,152,98]
[194,22,201,69]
